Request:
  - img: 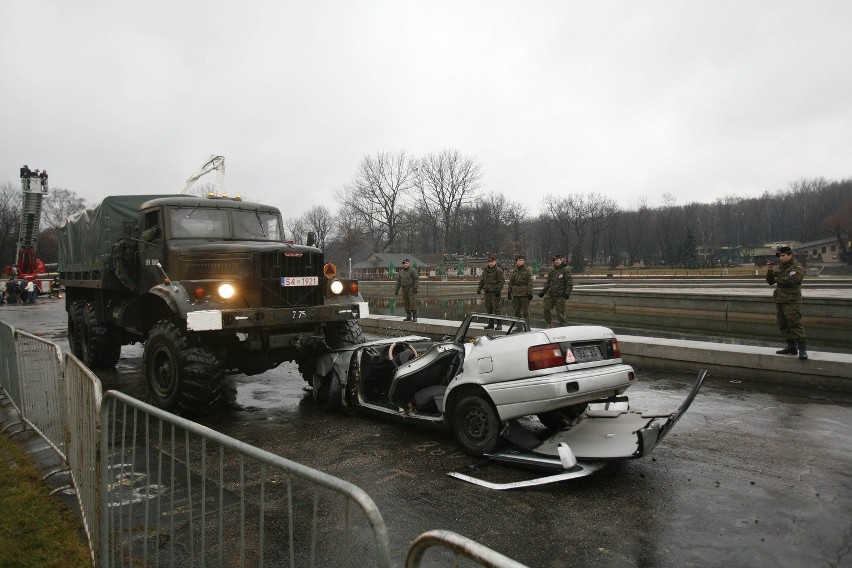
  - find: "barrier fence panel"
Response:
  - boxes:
[14,330,67,460]
[406,530,529,568]
[100,391,392,568]
[0,321,22,415]
[1,318,527,568]
[64,354,105,565]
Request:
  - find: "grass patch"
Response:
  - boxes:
[0,434,92,568]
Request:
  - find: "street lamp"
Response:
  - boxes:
[348,257,352,278]
[733,212,742,265]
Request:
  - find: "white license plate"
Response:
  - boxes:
[573,345,603,362]
[281,276,319,287]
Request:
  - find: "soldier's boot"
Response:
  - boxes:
[495,321,502,331]
[403,311,412,322]
[797,341,808,360]
[485,319,494,330]
[776,340,798,355]
[411,311,417,323]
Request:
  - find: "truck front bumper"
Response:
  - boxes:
[186,301,369,331]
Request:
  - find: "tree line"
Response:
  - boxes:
[1,153,849,272]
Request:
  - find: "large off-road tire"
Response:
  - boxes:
[67,300,85,358]
[325,320,365,348]
[298,320,366,382]
[144,320,224,417]
[79,302,122,369]
[452,394,502,457]
[537,403,588,431]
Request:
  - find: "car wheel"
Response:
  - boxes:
[80,302,122,369]
[144,320,224,417]
[452,394,501,456]
[537,403,588,431]
[325,320,365,348]
[67,300,85,358]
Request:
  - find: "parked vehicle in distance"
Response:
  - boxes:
[313,313,638,456]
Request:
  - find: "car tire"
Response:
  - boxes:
[537,403,588,431]
[144,320,224,417]
[452,394,502,457]
[297,320,365,383]
[80,302,122,369]
[67,300,85,358]
[325,320,365,348]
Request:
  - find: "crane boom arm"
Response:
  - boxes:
[180,155,225,194]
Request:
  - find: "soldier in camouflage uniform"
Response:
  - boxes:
[766,245,807,360]
[394,258,419,322]
[507,255,533,321]
[477,255,505,329]
[538,254,573,328]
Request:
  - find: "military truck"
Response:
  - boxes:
[58,194,366,415]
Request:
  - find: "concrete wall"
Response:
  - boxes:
[359,281,852,349]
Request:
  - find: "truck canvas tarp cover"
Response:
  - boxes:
[59,195,175,272]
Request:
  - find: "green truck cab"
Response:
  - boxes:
[59,194,365,415]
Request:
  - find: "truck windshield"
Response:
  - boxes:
[167,207,282,241]
[168,208,229,239]
[233,210,282,241]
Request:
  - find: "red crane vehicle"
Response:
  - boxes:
[5,166,52,294]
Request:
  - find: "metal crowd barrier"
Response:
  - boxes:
[1,318,528,568]
[0,321,22,416]
[12,330,67,460]
[64,354,104,562]
[406,530,528,568]
[99,390,391,568]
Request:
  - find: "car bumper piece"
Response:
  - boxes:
[448,369,708,489]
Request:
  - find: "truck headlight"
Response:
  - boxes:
[329,280,344,295]
[218,283,236,299]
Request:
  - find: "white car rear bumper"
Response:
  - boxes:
[482,364,635,420]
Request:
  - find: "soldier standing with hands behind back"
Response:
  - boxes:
[477,255,505,329]
[394,258,419,322]
[507,255,533,322]
[539,254,573,328]
[766,245,807,360]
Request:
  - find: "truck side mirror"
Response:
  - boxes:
[306,232,316,247]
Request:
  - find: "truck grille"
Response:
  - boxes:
[259,251,324,308]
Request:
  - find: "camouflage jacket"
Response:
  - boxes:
[477,265,505,294]
[508,266,533,296]
[542,265,574,297]
[394,267,419,293]
[766,259,804,303]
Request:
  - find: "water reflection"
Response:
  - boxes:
[367,297,488,321]
[364,296,787,349]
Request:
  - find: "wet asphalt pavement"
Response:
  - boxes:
[2,299,851,567]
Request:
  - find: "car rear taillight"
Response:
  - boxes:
[610,338,622,358]
[528,343,565,370]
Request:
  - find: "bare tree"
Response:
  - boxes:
[585,192,620,265]
[301,205,335,249]
[284,215,306,244]
[415,150,483,255]
[0,182,22,267]
[823,197,852,261]
[623,196,651,264]
[336,150,416,252]
[542,193,589,263]
[41,187,87,230]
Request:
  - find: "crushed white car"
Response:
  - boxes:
[312,313,705,488]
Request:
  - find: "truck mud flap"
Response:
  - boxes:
[448,369,708,489]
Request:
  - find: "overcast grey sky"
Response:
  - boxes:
[2,1,850,216]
